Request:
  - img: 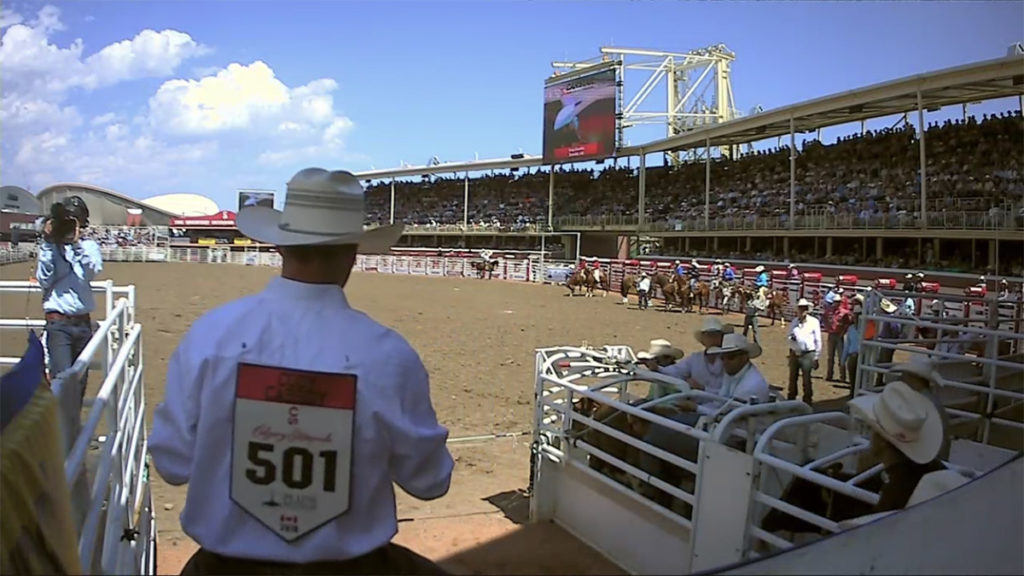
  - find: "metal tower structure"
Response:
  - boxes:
[551,45,740,165]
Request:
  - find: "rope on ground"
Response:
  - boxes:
[446,430,533,445]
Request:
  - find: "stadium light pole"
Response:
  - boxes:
[638,153,646,230]
[547,167,555,228]
[389,179,396,225]
[789,116,796,231]
[917,91,928,229]
[463,172,470,230]
[704,137,711,229]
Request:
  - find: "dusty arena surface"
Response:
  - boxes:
[1,261,862,574]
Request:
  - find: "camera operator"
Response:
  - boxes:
[35,196,103,391]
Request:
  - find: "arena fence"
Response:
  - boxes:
[0,280,155,576]
[531,316,1023,573]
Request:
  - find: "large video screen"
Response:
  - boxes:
[238,190,275,211]
[543,64,617,164]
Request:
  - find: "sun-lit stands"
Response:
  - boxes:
[365,110,1023,232]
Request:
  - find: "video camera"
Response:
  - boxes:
[45,196,90,243]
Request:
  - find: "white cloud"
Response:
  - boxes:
[0,4,361,198]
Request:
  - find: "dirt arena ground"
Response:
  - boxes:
[0,261,858,574]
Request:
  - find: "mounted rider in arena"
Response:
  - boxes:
[722,262,736,284]
[710,259,723,279]
[787,263,800,280]
[686,259,701,291]
[753,265,770,295]
[149,168,453,575]
[673,259,685,278]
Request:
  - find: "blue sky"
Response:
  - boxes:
[1,0,1021,210]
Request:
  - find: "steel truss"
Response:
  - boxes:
[551,45,741,165]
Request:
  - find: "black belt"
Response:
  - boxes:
[45,311,91,324]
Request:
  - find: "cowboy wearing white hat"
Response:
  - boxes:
[650,317,734,401]
[152,168,452,575]
[637,339,685,365]
[706,333,770,407]
[787,298,821,404]
[887,358,952,460]
[849,382,947,512]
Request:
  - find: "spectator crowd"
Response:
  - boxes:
[364,110,1022,230]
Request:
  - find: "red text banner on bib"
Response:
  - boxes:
[231,363,356,542]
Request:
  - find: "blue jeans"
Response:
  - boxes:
[46,316,95,528]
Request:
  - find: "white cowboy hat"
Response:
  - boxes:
[889,358,942,386]
[930,299,942,311]
[879,298,898,313]
[636,338,684,361]
[754,265,765,272]
[693,316,734,341]
[848,381,944,464]
[706,332,762,359]
[236,167,404,252]
[853,293,866,304]
[796,298,813,308]
[916,272,925,278]
[905,273,915,279]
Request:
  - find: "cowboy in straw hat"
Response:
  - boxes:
[848,381,948,512]
[705,333,770,407]
[646,317,734,405]
[636,339,684,364]
[153,168,453,575]
[887,357,952,459]
[787,298,822,404]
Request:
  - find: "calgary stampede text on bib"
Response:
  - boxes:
[230,363,356,542]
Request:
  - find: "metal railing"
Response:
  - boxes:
[551,209,1018,232]
[0,282,155,575]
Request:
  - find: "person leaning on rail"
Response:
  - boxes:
[148,168,454,576]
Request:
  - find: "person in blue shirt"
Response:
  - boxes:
[722,263,736,283]
[754,265,770,289]
[35,196,103,389]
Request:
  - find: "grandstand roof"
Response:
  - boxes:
[354,54,1024,180]
[37,182,181,218]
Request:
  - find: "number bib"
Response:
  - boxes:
[230,363,356,542]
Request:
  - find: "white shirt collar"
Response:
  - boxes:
[265,276,351,308]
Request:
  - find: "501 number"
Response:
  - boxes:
[245,442,338,492]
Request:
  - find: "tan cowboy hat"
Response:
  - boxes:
[754,265,765,272]
[853,293,866,304]
[706,332,762,359]
[890,358,942,386]
[849,381,944,464]
[636,339,684,361]
[879,298,898,313]
[237,167,404,252]
[693,316,734,342]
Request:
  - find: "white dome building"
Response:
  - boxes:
[143,193,219,217]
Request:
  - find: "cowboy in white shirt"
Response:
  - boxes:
[651,317,733,403]
[637,272,652,310]
[706,333,770,408]
[149,168,454,575]
[787,298,822,404]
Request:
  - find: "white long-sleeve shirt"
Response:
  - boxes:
[788,314,822,361]
[149,276,454,562]
[698,362,770,416]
